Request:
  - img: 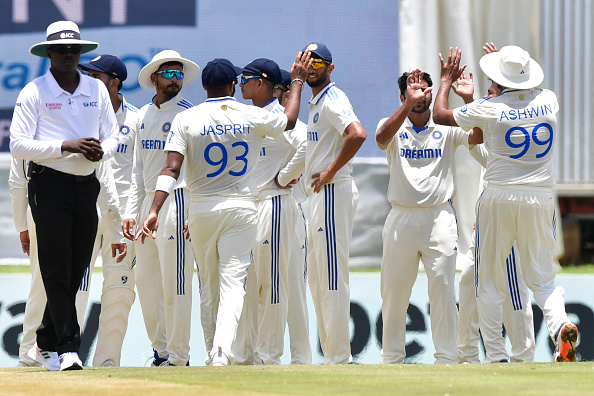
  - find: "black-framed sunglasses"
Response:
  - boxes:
[49,45,82,55]
[154,70,184,80]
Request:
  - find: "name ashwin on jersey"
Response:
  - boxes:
[499,104,553,122]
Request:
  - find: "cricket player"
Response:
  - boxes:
[302,42,367,365]
[139,53,311,366]
[233,59,307,365]
[376,69,473,364]
[452,58,535,363]
[433,46,578,362]
[79,54,139,367]
[274,69,312,364]
[122,50,198,367]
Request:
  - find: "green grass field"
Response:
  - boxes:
[2,363,593,395]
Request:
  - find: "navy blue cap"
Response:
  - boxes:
[302,42,332,63]
[242,58,282,84]
[79,54,127,82]
[279,69,291,91]
[202,58,242,87]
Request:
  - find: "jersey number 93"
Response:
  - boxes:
[205,142,249,177]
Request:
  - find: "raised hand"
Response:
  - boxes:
[290,50,313,82]
[452,70,474,102]
[483,42,498,54]
[405,69,432,104]
[439,47,466,84]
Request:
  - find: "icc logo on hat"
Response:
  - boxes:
[307,43,318,51]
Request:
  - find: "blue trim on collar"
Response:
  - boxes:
[205,97,237,103]
[311,82,336,105]
[412,125,429,133]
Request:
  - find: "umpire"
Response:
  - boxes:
[9,21,119,371]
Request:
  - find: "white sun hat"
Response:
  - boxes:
[29,21,99,58]
[479,45,544,89]
[138,50,200,91]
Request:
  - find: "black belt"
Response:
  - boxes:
[28,162,96,183]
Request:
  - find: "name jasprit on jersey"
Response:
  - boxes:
[201,123,253,136]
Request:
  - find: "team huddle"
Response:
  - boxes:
[8,20,577,370]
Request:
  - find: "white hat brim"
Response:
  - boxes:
[29,40,99,58]
[479,51,544,90]
[138,56,200,91]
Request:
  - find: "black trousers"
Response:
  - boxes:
[28,166,99,355]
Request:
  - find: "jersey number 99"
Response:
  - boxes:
[505,122,553,159]
[205,142,249,177]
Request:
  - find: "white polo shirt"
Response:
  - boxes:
[112,94,139,198]
[453,88,559,188]
[165,96,287,201]
[377,116,469,208]
[125,92,192,220]
[252,98,307,200]
[9,69,119,176]
[304,82,360,194]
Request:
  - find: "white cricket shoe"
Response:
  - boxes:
[59,352,83,371]
[212,347,230,366]
[27,343,59,371]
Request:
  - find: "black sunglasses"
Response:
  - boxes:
[49,45,83,55]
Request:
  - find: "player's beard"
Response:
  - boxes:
[411,100,430,114]
[306,69,329,88]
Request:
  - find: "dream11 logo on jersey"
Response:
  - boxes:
[1,0,196,33]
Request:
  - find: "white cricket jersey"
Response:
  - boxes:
[377,117,469,208]
[253,99,307,200]
[304,82,360,194]
[112,94,139,198]
[453,88,559,188]
[165,96,288,201]
[124,93,192,219]
[9,69,118,176]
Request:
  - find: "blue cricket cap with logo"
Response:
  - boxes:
[202,58,243,87]
[242,58,282,85]
[79,54,128,82]
[302,42,332,63]
[279,69,291,91]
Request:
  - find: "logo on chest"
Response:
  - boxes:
[162,122,171,133]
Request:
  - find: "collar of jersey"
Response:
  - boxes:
[152,92,183,109]
[205,96,237,103]
[309,82,336,105]
[405,116,433,133]
[263,97,279,112]
[46,69,91,98]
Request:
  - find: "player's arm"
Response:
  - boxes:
[311,121,366,193]
[376,69,429,148]
[450,70,484,145]
[139,151,185,242]
[283,50,313,131]
[433,47,466,127]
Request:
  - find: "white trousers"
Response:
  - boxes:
[307,181,358,365]
[189,199,257,362]
[234,195,297,364]
[135,189,194,366]
[380,202,459,364]
[287,204,312,364]
[458,238,535,363]
[476,185,569,363]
